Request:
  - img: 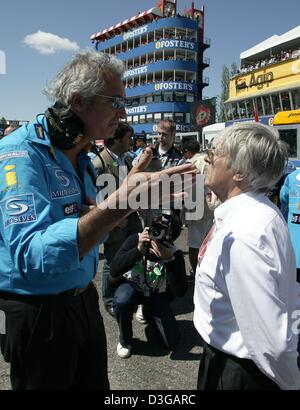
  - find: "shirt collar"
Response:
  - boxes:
[106,148,118,160]
[106,148,126,165]
[214,192,266,229]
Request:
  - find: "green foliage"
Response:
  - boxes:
[217,62,238,122]
[230,62,238,77]
[218,65,230,122]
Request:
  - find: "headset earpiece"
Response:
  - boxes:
[45,105,85,150]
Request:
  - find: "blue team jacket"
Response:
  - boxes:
[0,116,102,294]
[280,169,300,269]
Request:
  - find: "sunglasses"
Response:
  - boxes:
[95,94,127,109]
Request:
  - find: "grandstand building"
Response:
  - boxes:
[90,0,211,137]
[225,25,300,125]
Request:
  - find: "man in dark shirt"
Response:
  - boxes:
[155,120,185,169]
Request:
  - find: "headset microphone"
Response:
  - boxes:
[44,103,85,150]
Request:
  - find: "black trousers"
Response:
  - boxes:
[0,283,109,390]
[197,341,280,390]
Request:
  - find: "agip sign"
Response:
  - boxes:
[229,59,300,99]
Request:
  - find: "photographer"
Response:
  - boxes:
[110,212,187,359]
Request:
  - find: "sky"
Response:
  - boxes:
[0,0,300,122]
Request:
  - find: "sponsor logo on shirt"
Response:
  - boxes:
[55,169,70,187]
[4,165,17,187]
[63,202,79,216]
[50,168,80,199]
[291,213,300,224]
[34,124,45,140]
[0,194,37,228]
[0,151,29,161]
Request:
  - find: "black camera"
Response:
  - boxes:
[148,210,172,243]
[150,146,159,159]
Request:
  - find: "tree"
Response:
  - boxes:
[230,62,238,77]
[0,116,6,124]
[218,65,230,122]
[217,62,238,122]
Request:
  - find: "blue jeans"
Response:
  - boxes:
[102,259,112,307]
[113,281,179,348]
[102,241,123,306]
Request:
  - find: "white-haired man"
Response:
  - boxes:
[194,122,300,390]
[0,50,195,390]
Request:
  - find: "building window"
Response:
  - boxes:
[254,97,264,116]
[163,92,173,102]
[140,96,146,105]
[174,113,184,123]
[280,92,291,111]
[262,95,272,115]
[146,114,153,123]
[186,113,191,124]
[186,94,194,103]
[155,29,163,41]
[146,95,153,103]
[140,115,146,124]
[154,94,162,102]
[291,89,300,109]
[163,113,173,120]
[244,99,252,118]
[148,32,154,43]
[238,101,247,118]
[271,94,281,113]
[175,92,185,102]
[234,103,241,119]
[154,113,162,122]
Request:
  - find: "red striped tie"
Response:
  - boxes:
[198,223,216,264]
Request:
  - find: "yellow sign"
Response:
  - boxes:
[273,109,300,125]
[4,165,17,186]
[229,58,300,99]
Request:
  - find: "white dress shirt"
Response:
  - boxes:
[194,192,300,390]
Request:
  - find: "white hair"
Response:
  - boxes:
[215,122,288,193]
[44,50,125,109]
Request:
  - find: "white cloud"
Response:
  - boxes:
[23,30,80,55]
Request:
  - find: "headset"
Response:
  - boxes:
[42,102,85,150]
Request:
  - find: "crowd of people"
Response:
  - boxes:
[0,50,299,391]
[234,47,300,76]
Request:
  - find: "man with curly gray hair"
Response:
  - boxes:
[193,122,300,390]
[0,50,196,390]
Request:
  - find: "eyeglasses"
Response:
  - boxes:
[206,148,224,165]
[95,94,127,109]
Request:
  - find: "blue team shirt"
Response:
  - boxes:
[280,169,300,268]
[0,116,102,295]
